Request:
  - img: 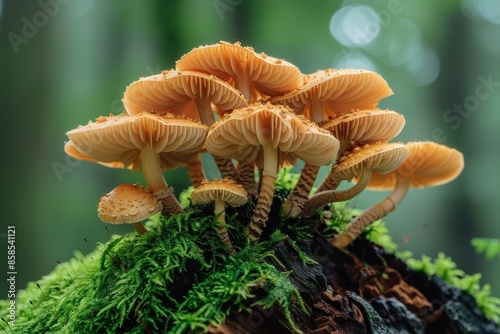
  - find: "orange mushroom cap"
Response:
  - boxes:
[270,68,393,123]
[122,69,248,123]
[66,112,207,171]
[320,108,405,145]
[176,41,303,102]
[364,141,465,189]
[205,102,339,168]
[97,183,162,224]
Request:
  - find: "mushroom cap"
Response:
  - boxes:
[97,183,162,224]
[64,140,132,169]
[205,102,339,167]
[66,113,208,170]
[333,142,411,180]
[365,141,464,189]
[122,69,248,120]
[175,41,303,101]
[320,108,405,144]
[270,68,393,121]
[191,179,248,207]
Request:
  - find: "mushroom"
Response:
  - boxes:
[190,179,248,254]
[66,112,208,216]
[205,102,338,242]
[123,69,249,184]
[97,183,162,235]
[284,109,405,216]
[332,141,464,249]
[269,68,393,123]
[315,109,406,193]
[176,41,303,102]
[274,69,393,219]
[300,142,410,217]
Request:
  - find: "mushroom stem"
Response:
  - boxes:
[248,145,278,242]
[316,164,348,193]
[140,144,183,215]
[214,200,236,254]
[186,154,207,188]
[132,222,148,235]
[301,170,372,217]
[283,164,320,218]
[236,75,253,102]
[332,175,411,249]
[237,162,258,198]
[213,155,239,181]
[315,176,342,193]
[194,98,216,126]
[310,98,327,123]
[195,98,239,182]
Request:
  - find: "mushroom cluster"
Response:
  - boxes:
[64,41,464,251]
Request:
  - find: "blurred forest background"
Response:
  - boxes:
[1,0,500,298]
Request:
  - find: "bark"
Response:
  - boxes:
[211,213,500,333]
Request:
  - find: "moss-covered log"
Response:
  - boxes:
[1,179,499,333]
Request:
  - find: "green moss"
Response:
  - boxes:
[3,170,499,332]
[472,238,500,260]
[403,251,500,324]
[2,200,308,333]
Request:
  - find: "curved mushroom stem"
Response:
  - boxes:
[187,154,207,188]
[214,200,236,254]
[248,145,277,243]
[141,144,184,215]
[237,161,258,198]
[332,175,411,249]
[301,170,372,217]
[132,222,148,235]
[283,164,320,218]
[316,170,342,193]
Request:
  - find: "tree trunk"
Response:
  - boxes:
[210,213,500,333]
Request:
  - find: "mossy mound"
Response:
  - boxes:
[2,171,500,333]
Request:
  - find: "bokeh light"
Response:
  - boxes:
[330,5,380,47]
[462,0,500,25]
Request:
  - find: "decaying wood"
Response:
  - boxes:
[210,208,500,333]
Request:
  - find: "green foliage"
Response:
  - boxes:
[275,167,300,192]
[179,185,195,208]
[471,238,500,260]
[363,220,399,253]
[319,201,397,252]
[405,252,500,324]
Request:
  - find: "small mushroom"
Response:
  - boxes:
[176,41,303,102]
[67,113,208,216]
[206,102,338,242]
[300,142,410,217]
[191,179,248,254]
[332,141,464,249]
[123,69,249,184]
[97,183,162,235]
[320,108,406,155]
[316,108,406,193]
